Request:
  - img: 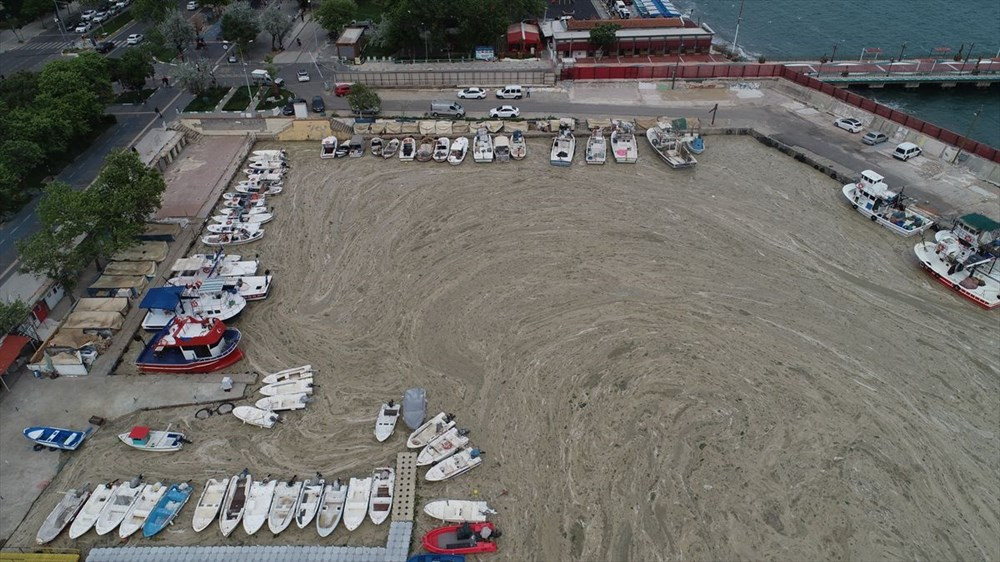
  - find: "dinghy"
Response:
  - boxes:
[510,130,527,160]
[382,138,400,159]
[399,137,416,161]
[683,134,705,154]
[267,477,304,534]
[191,478,227,532]
[402,387,427,430]
[342,476,372,531]
[242,477,276,535]
[423,521,499,555]
[259,379,314,397]
[407,412,456,449]
[315,479,347,537]
[295,475,325,528]
[206,222,262,236]
[256,393,311,411]
[118,425,188,452]
[233,406,281,428]
[23,426,92,451]
[219,470,251,537]
[448,137,468,165]
[211,212,273,225]
[201,228,264,247]
[36,485,90,544]
[374,400,400,442]
[142,482,193,538]
[261,364,312,385]
[585,129,607,165]
[423,499,496,523]
[320,136,337,159]
[247,159,286,171]
[473,128,493,163]
[494,135,510,162]
[370,137,384,157]
[432,137,450,162]
[119,481,167,538]
[550,124,576,166]
[95,476,144,535]
[368,468,394,525]
[416,137,435,162]
[425,448,483,482]
[417,428,470,466]
[68,481,117,539]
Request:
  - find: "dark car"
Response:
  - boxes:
[96,41,115,53]
[311,95,325,113]
[282,98,306,116]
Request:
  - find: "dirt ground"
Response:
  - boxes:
[9,136,999,561]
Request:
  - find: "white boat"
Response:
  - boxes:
[646,124,697,169]
[243,170,284,182]
[242,477,277,535]
[611,121,639,163]
[342,476,372,531]
[252,149,287,159]
[256,393,311,411]
[167,274,271,303]
[425,448,483,482]
[448,137,468,165]
[417,427,470,466]
[141,287,247,331]
[259,379,314,397]
[215,205,270,217]
[223,191,265,203]
[247,159,286,171]
[407,412,456,449]
[37,485,90,544]
[320,136,338,159]
[202,228,264,246]
[374,400,400,442]
[841,170,934,236]
[399,137,416,161]
[207,222,262,235]
[370,137,384,157]
[68,482,116,539]
[261,365,313,385]
[94,476,144,536]
[295,475,325,529]
[423,499,496,523]
[368,468,394,526]
[433,137,450,162]
[118,482,167,538]
[585,129,607,165]
[222,197,267,210]
[235,182,283,195]
[233,406,281,428]
[913,214,1000,309]
[219,470,252,537]
[118,426,187,452]
[510,130,527,160]
[191,478,228,532]
[267,478,304,534]
[211,212,273,225]
[167,254,259,283]
[494,135,510,162]
[315,479,347,537]
[383,138,400,159]
[550,124,576,166]
[473,128,494,163]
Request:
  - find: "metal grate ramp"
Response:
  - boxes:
[392,452,417,522]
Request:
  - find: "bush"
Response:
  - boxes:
[183,86,231,112]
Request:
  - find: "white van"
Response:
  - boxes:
[495,85,523,99]
[250,69,284,87]
[893,142,922,161]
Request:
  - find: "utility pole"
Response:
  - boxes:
[731,0,745,60]
[671,42,683,89]
[961,42,975,73]
[831,44,837,64]
[951,105,983,164]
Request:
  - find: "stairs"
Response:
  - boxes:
[329,118,353,134]
[169,122,203,143]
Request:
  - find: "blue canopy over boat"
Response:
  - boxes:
[139,287,185,311]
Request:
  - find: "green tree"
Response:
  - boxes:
[0,299,32,336]
[86,149,166,260]
[260,3,293,50]
[0,71,40,109]
[220,1,261,51]
[346,83,380,114]
[132,0,174,23]
[173,60,213,95]
[113,47,156,91]
[589,23,620,56]
[159,10,197,56]
[315,0,356,36]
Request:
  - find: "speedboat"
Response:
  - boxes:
[142,483,193,538]
[399,137,416,161]
[585,128,607,164]
[422,521,500,555]
[549,124,575,166]
[510,130,527,160]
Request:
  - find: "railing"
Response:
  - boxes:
[332,69,556,88]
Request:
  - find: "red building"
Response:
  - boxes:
[506,22,542,57]
[543,17,714,59]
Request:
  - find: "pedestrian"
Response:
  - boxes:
[296,37,301,47]
[526,87,531,98]
[300,12,305,22]
[154,106,161,118]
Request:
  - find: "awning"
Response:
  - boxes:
[1,335,33,379]
[507,22,540,45]
[139,287,185,310]
[128,425,150,439]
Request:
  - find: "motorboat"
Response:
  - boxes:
[259,379,314,396]
[423,499,496,523]
[585,129,607,164]
[348,135,365,157]
[135,316,243,374]
[841,169,934,236]
[425,448,483,482]
[211,211,273,225]
[448,137,468,165]
[218,470,252,537]
[222,196,267,210]
[913,213,1000,309]
[334,144,349,158]
[646,123,697,169]
[610,121,638,163]
[422,521,499,555]
[118,425,187,452]
[94,476,144,535]
[370,136,384,157]
[206,221,263,235]
[417,427,470,466]
[295,475,325,528]
[510,130,527,160]
[315,479,347,537]
[683,133,705,154]
[374,400,400,442]
[118,481,168,538]
[473,128,493,163]
[201,227,264,246]
[320,136,338,159]
[233,406,281,428]
[267,477,304,534]
[342,476,372,531]
[247,159,286,171]
[242,477,276,535]
[368,468,394,525]
[383,138,400,159]
[261,365,313,385]
[68,481,117,538]
[256,393,311,411]
[494,135,510,162]
[549,123,575,166]
[407,412,456,449]
[234,182,282,195]
[416,136,435,162]
[433,137,450,162]
[142,482,193,538]
[140,285,247,331]
[191,478,228,532]
[36,485,90,544]
[22,426,92,451]
[399,137,416,161]
[252,149,287,159]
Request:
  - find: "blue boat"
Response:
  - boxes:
[685,135,705,155]
[142,482,194,538]
[23,426,93,451]
[407,555,466,562]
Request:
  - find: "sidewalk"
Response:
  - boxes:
[0,1,79,54]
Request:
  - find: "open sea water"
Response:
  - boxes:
[671,0,1000,148]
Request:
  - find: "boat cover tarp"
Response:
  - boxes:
[671,117,699,132]
[48,349,83,365]
[402,387,426,430]
[435,121,452,135]
[103,260,156,277]
[74,297,130,314]
[113,241,169,262]
[62,310,125,331]
[46,328,102,350]
[400,122,419,134]
[452,121,470,134]
[384,121,402,134]
[587,118,612,129]
[369,121,387,134]
[142,223,182,240]
[89,275,148,291]
[139,286,185,310]
[418,121,435,135]
[353,123,370,134]
[634,117,660,131]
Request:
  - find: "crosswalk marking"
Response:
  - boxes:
[10,41,72,51]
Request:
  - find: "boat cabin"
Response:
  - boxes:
[126,425,152,446]
[321,136,337,159]
[149,317,234,362]
[953,213,1000,250]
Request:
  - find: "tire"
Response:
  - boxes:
[33,444,45,451]
[870,215,878,222]
[49,447,59,452]
[195,407,213,420]
[216,402,235,415]
[851,204,858,209]
[431,112,438,117]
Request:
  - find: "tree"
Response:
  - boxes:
[114,47,155,91]
[159,10,196,56]
[173,60,213,95]
[132,0,174,23]
[346,83,380,114]
[86,149,166,261]
[17,182,95,299]
[260,4,293,50]
[0,299,32,336]
[315,0,356,36]
[221,1,261,51]
[589,23,620,57]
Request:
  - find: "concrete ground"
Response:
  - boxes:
[153,135,249,219]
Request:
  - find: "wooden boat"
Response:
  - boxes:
[23,426,92,451]
[368,468,394,525]
[433,137,450,162]
[407,412,456,449]
[36,485,90,544]
[550,124,576,167]
[416,136,435,162]
[425,448,483,482]
[261,364,313,385]
[370,136,384,157]
[211,212,273,225]
[142,482,193,538]
[201,228,264,247]
[374,400,400,442]
[417,427,470,466]
[342,476,372,531]
[267,477,303,534]
[135,317,243,374]
[256,393,311,411]
[259,379,314,397]
[383,138,400,159]
[68,481,117,539]
[315,479,347,537]
[494,135,510,162]
[233,406,281,428]
[646,124,697,169]
[118,425,187,452]
[423,521,499,555]
[94,476,143,535]
[585,129,607,165]
[399,137,416,161]
[510,130,527,160]
[320,136,337,159]
[348,135,365,157]
[841,170,934,236]
[402,387,426,430]
[219,470,251,537]
[191,478,227,532]
[472,128,493,163]
[295,475,325,528]
[119,481,167,538]
[447,137,468,165]
[242,477,277,535]
[423,499,496,523]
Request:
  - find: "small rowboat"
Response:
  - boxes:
[23,426,93,451]
[370,137,384,157]
[374,400,400,442]
[233,406,281,428]
[368,468,394,525]
[36,485,90,544]
[261,365,313,385]
[256,393,311,411]
[94,476,143,535]
[316,479,347,537]
[422,521,500,555]
[259,379,314,397]
[383,138,400,159]
[407,412,456,449]
[295,475,325,529]
[142,482,193,538]
[268,477,304,535]
[425,448,483,482]
[119,482,168,538]
[118,425,188,452]
[219,470,251,537]
[242,477,277,535]
[68,481,117,538]
[191,478,227,532]
[423,499,496,523]
[342,476,372,531]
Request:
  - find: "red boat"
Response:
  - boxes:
[422,521,499,555]
[135,316,244,373]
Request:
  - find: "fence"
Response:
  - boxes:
[331,70,556,88]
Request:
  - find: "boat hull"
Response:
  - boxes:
[914,242,1000,309]
[136,327,243,374]
[422,522,498,555]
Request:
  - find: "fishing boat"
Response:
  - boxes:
[494,135,510,162]
[242,477,277,535]
[233,406,281,428]
[262,365,313,385]
[243,170,284,182]
[247,159,286,171]
[201,227,264,247]
[135,317,243,374]
[683,133,705,154]
[416,136,435,162]
[191,478,227,532]
[422,521,499,555]
[234,182,283,196]
[320,136,338,159]
[36,485,90,544]
[841,170,934,236]
[142,482,193,538]
[259,379,314,397]
[374,400,400,442]
[173,275,271,303]
[256,393,311,411]
[215,205,271,218]
[119,481,167,538]
[295,475,325,528]
[118,425,188,452]
[473,128,494,163]
[348,135,365,157]
[219,470,251,537]
[433,137,451,162]
[423,499,496,523]
[417,428,470,466]
[368,468,394,525]
[315,479,347,537]
[94,476,143,535]
[403,387,427,430]
[370,137,384,157]
[267,477,304,534]
[913,213,1000,309]
[23,426,92,451]
[407,412,456,449]
[448,137,469,165]
[68,482,117,539]
[223,191,266,203]
[383,138,400,159]
[169,252,258,278]
[211,211,273,225]
[646,123,697,169]
[610,121,638,163]
[342,476,372,531]
[140,285,247,332]
[585,129,607,165]
[510,130,527,160]
[425,448,483,482]
[399,137,417,161]
[549,124,576,167]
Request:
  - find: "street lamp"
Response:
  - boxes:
[671,42,684,89]
[952,105,984,164]
[237,42,253,100]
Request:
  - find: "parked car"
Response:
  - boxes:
[457,87,487,99]
[311,96,325,113]
[95,41,115,53]
[92,11,108,23]
[126,33,144,45]
[80,9,97,20]
[489,105,520,118]
[186,1,199,10]
[893,142,922,161]
[297,70,310,82]
[282,98,306,116]
[495,85,523,99]
[355,105,380,116]
[227,53,238,63]
[862,131,888,145]
[74,22,91,33]
[834,117,863,133]
[334,83,352,97]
